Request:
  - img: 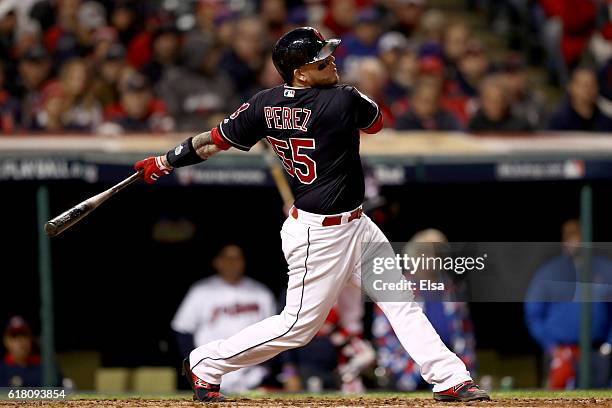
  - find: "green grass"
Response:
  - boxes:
[67,390,612,400]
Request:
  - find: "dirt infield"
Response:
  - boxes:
[1,397,612,408]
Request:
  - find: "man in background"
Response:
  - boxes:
[171,244,276,393]
[525,219,612,388]
[548,67,612,132]
[0,316,58,387]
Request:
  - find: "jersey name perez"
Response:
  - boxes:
[264,107,312,131]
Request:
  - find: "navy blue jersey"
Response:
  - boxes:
[215,84,380,214]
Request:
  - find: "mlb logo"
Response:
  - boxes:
[284,89,295,98]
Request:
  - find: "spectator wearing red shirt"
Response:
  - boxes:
[0,316,62,387]
[31,81,66,132]
[323,0,359,37]
[539,0,597,69]
[141,25,182,86]
[395,78,462,131]
[100,72,173,134]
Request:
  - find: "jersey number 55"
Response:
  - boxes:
[266,136,317,184]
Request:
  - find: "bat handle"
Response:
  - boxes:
[110,169,144,194]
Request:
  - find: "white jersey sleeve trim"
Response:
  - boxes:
[218,121,252,151]
[356,88,380,129]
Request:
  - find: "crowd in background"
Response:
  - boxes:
[0,0,610,135]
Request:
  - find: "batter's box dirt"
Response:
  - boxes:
[1,397,612,408]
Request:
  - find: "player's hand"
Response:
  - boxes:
[134,156,173,184]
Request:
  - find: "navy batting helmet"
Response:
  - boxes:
[272,27,341,84]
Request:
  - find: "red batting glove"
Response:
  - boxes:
[134,156,173,184]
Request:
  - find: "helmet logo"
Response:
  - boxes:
[312,28,324,41]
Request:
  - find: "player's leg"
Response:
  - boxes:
[350,216,473,392]
[189,216,359,386]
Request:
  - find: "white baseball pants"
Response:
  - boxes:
[190,207,471,392]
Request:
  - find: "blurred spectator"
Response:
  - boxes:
[218,16,266,99]
[141,25,181,86]
[389,0,426,37]
[212,11,237,49]
[395,78,462,131]
[111,0,143,48]
[0,4,18,88]
[89,25,119,66]
[172,244,276,393]
[442,20,470,80]
[247,53,284,95]
[284,6,309,32]
[323,0,358,37]
[100,71,173,134]
[538,0,597,85]
[468,75,531,132]
[0,62,19,133]
[46,0,107,67]
[56,57,101,130]
[456,40,490,97]
[32,81,66,131]
[498,54,548,130]
[390,53,471,126]
[185,0,225,50]
[378,31,410,75]
[337,8,383,72]
[587,1,611,69]
[124,8,177,72]
[598,60,612,121]
[350,57,394,127]
[525,219,612,389]
[33,56,102,132]
[15,44,52,130]
[260,0,287,40]
[548,67,612,131]
[379,33,419,106]
[419,9,446,47]
[373,229,476,391]
[91,43,127,109]
[0,316,60,387]
[158,37,238,131]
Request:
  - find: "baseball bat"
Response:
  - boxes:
[260,141,294,206]
[44,170,143,237]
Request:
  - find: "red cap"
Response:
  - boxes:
[4,316,31,337]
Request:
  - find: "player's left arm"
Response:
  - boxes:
[350,86,383,134]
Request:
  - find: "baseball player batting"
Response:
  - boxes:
[134,27,490,402]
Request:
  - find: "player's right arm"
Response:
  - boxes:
[135,95,265,184]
